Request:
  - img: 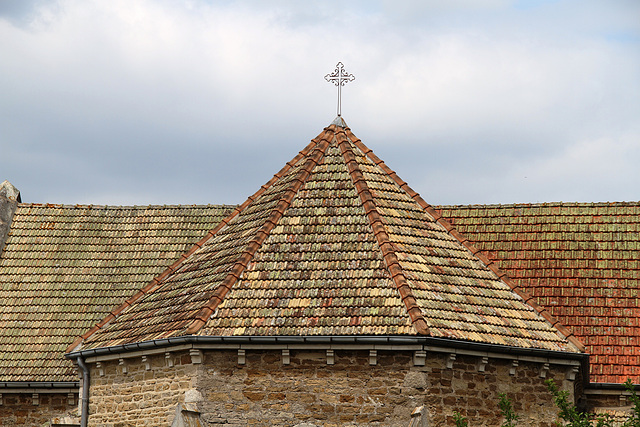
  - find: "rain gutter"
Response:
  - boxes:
[66,335,588,363]
[586,382,636,390]
[0,381,79,389]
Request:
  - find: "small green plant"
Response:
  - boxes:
[453,411,469,427]
[546,379,614,427]
[498,393,520,427]
[445,379,639,426]
[623,379,640,427]
[546,378,589,426]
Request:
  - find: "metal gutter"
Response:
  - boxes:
[66,335,588,362]
[586,382,636,390]
[0,381,79,389]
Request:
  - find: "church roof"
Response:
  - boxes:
[0,204,234,382]
[77,121,582,354]
[436,202,640,384]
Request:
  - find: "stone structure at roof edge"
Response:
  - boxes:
[77,119,582,354]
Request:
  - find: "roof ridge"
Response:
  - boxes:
[183,128,334,335]
[66,130,330,353]
[436,201,640,209]
[345,127,585,352]
[336,128,430,336]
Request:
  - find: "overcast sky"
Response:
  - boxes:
[1,0,638,206]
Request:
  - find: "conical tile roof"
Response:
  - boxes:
[76,121,582,353]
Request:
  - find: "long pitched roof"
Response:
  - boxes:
[78,121,581,354]
[0,204,234,382]
[436,202,640,384]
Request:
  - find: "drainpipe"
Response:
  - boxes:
[76,356,90,427]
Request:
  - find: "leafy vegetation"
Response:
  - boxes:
[448,379,639,426]
[622,379,640,427]
[498,393,520,427]
[453,411,469,427]
[545,379,614,427]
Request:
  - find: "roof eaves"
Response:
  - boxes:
[66,334,589,365]
[336,129,430,336]
[345,127,586,353]
[0,381,79,390]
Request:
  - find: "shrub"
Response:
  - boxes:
[446,379,640,426]
[546,379,615,427]
[623,379,640,427]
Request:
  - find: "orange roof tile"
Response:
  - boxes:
[436,202,640,384]
[80,121,581,354]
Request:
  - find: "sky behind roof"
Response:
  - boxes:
[1,0,638,206]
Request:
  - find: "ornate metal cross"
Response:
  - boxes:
[325,62,355,117]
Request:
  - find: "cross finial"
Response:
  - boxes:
[325,62,355,117]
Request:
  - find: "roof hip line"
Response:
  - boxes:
[345,127,585,353]
[336,129,430,336]
[66,131,329,354]
[183,130,334,335]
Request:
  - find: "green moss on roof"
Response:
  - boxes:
[82,124,580,355]
[0,204,235,382]
[436,202,640,384]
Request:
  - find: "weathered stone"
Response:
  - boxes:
[243,391,266,402]
[0,392,76,427]
[184,389,202,403]
[404,371,428,389]
[85,349,577,426]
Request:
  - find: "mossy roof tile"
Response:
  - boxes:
[436,202,640,384]
[10,123,624,385]
[80,122,580,356]
[0,204,235,382]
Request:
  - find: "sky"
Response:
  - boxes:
[1,0,638,206]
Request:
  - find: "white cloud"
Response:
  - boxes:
[0,0,638,204]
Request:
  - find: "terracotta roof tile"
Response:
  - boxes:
[82,123,580,354]
[436,202,640,384]
[0,204,235,382]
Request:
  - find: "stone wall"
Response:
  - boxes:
[86,348,578,426]
[583,391,631,411]
[88,351,196,426]
[196,349,575,426]
[583,390,634,424]
[0,392,76,427]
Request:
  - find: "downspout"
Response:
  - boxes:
[76,356,90,427]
